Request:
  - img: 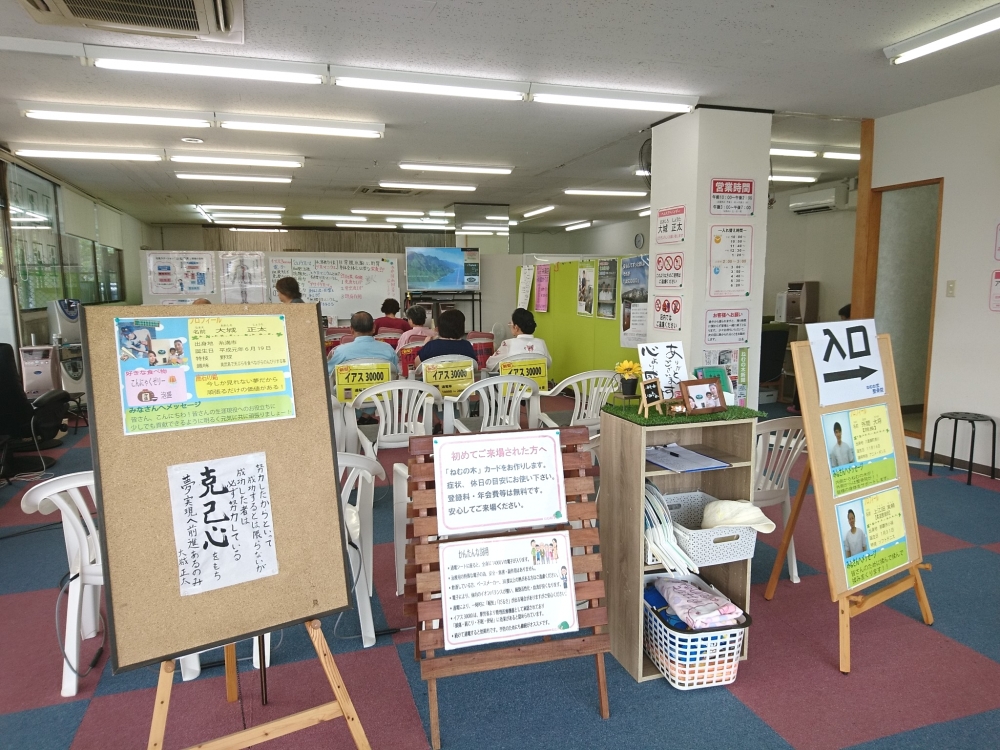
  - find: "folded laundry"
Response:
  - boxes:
[654,578,743,630]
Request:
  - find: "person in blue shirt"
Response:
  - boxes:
[327,311,400,376]
[415,309,476,366]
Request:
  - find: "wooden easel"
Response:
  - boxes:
[762,335,933,673]
[403,426,610,749]
[638,378,665,419]
[147,621,370,750]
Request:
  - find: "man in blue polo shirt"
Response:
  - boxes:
[327,311,400,376]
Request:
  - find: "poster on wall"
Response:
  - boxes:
[148,252,215,295]
[652,296,682,332]
[115,314,295,435]
[822,405,898,497]
[638,342,687,399]
[534,264,550,312]
[221,252,267,304]
[517,265,535,310]
[705,309,750,344]
[597,258,618,319]
[654,250,684,290]
[655,205,686,244]
[577,264,595,316]
[836,487,908,590]
[991,270,1000,312]
[703,347,749,406]
[708,225,752,297]
[710,178,755,215]
[619,255,649,346]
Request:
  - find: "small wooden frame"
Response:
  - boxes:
[638,378,666,418]
[679,377,726,415]
[403,426,610,749]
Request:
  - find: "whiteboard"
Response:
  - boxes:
[268,253,400,320]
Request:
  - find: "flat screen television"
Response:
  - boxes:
[406,247,480,292]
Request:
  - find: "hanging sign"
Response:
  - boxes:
[638,341,688,399]
[534,265,550,312]
[655,205,686,244]
[499,357,547,389]
[708,225,752,297]
[334,361,391,402]
[577,264,595,316]
[654,251,684,289]
[423,361,475,397]
[806,320,886,406]
[652,295,682,332]
[433,430,566,535]
[517,265,535,310]
[710,178,755,215]
[705,308,750,345]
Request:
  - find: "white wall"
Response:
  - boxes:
[515,216,648,258]
[121,214,155,305]
[152,225,206,252]
[764,182,856,322]
[873,83,1000,466]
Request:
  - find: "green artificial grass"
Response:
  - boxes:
[602,402,766,427]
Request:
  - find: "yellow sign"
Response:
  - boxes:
[423,362,475,397]
[189,316,289,372]
[850,405,893,463]
[194,371,285,398]
[499,358,548,389]
[863,488,906,549]
[335,362,391,402]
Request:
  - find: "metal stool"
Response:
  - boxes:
[928,412,997,485]
[66,392,88,435]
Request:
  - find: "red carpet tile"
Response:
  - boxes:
[918,525,976,555]
[946,470,1000,491]
[39,446,70,459]
[0,482,37,527]
[74,434,91,449]
[372,542,417,644]
[374,447,409,487]
[0,588,109,714]
[981,542,1000,556]
[730,577,1000,750]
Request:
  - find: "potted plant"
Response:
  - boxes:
[615,359,642,396]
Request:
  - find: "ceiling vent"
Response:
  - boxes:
[16,0,244,43]
[354,185,417,196]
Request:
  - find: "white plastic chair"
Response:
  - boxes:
[490,351,551,375]
[443,375,541,434]
[346,381,443,457]
[329,356,399,395]
[753,417,808,584]
[540,370,619,439]
[338,453,386,648]
[392,463,409,596]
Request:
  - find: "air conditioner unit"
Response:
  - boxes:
[16,0,244,43]
[788,185,848,215]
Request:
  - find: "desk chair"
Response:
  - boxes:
[753,417,807,583]
[0,342,71,462]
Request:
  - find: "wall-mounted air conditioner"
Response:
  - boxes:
[16,0,244,43]
[788,185,848,215]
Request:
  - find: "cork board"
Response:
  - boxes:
[791,334,923,602]
[82,303,351,672]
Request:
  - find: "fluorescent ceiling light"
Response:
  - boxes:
[635,169,651,176]
[638,209,651,217]
[485,215,510,221]
[529,83,696,113]
[219,220,283,226]
[883,4,1000,64]
[390,217,447,224]
[770,148,817,158]
[14,147,161,161]
[169,152,304,168]
[402,224,454,230]
[379,181,476,191]
[337,223,397,229]
[823,151,861,160]
[176,173,292,183]
[201,204,285,211]
[209,213,282,219]
[565,221,592,231]
[462,225,507,231]
[523,205,555,218]
[565,189,647,197]
[229,228,288,233]
[417,218,449,224]
[20,101,213,128]
[399,163,512,174]
[302,215,365,221]
[331,66,528,101]
[352,209,423,216]
[768,175,818,183]
[508,220,518,226]
[458,231,493,235]
[85,46,326,84]
[429,210,455,217]
[497,232,509,236]
[11,216,49,222]
[218,113,383,138]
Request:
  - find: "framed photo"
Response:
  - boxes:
[680,377,727,415]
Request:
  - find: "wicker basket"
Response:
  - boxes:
[644,490,757,567]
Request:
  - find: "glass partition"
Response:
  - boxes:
[8,163,63,309]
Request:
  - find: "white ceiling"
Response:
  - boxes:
[0,0,995,230]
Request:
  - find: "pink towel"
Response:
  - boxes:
[654,578,743,630]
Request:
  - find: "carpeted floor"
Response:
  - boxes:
[2,409,1000,750]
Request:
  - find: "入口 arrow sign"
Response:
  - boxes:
[806,319,886,407]
[823,365,877,383]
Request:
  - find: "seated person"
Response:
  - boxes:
[415,309,476,366]
[327,311,400,376]
[373,298,411,334]
[485,307,552,371]
[396,306,434,348]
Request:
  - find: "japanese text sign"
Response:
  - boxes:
[990,270,1000,312]
[710,178,755,215]
[836,487,908,590]
[705,308,750,344]
[822,405,898,497]
[656,205,686,244]
[638,341,688,399]
[167,452,279,596]
[433,430,566,535]
[806,319,886,406]
[440,530,579,650]
[499,358,547,389]
[423,361,475,397]
[654,251,684,289]
[708,225,752,297]
[335,362,391,402]
[652,296,682,332]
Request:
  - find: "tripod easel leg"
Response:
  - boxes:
[427,677,441,750]
[764,463,811,601]
[147,660,175,750]
[839,597,851,674]
[307,620,371,750]
[595,651,610,719]
[913,566,934,625]
[224,644,238,703]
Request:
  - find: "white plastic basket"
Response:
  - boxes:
[642,573,750,690]
[644,490,757,567]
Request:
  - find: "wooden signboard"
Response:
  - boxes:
[82,304,369,749]
[638,377,665,418]
[765,332,932,673]
[404,426,609,749]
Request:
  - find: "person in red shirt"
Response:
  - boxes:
[373,298,412,334]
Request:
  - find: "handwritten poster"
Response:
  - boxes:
[836,487,908,589]
[654,251,684,289]
[638,341,688,399]
[577,264,595,316]
[440,531,578,650]
[517,265,535,310]
[710,178,755,215]
[115,315,295,435]
[991,270,1000,312]
[656,205,686,244]
[534,264,550,312]
[597,258,618,319]
[705,308,749,344]
[148,252,215,295]
[433,431,566,535]
[708,225,752,297]
[652,295,682,332]
[221,252,267,304]
[168,452,278,596]
[822,405,897,497]
[619,255,649,347]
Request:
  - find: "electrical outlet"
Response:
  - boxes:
[946,280,956,297]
